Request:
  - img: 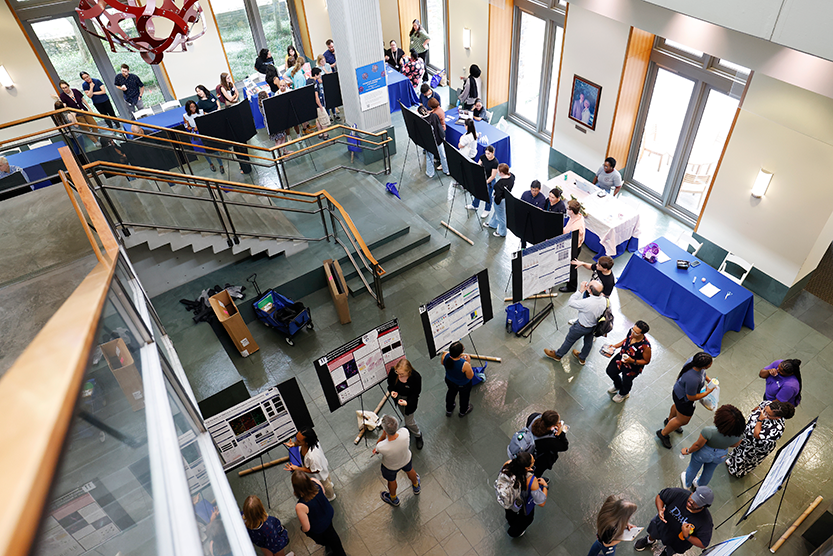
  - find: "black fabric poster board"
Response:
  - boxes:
[122,131,180,171]
[196,100,257,143]
[444,140,489,202]
[400,102,439,158]
[0,172,28,201]
[322,72,342,110]
[262,86,318,133]
[505,193,564,245]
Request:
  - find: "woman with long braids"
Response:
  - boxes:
[656,353,716,449]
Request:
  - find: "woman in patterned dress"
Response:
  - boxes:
[726,400,795,478]
[604,321,652,403]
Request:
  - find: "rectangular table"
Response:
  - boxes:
[127,108,187,133]
[7,141,67,190]
[444,108,512,167]
[542,171,639,259]
[616,236,754,356]
[386,66,419,113]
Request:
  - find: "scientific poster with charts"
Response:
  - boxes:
[419,270,494,358]
[511,231,576,303]
[314,319,406,412]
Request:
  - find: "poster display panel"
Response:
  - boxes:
[314,319,406,412]
[511,231,576,302]
[419,270,493,358]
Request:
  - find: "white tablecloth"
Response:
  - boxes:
[542,171,641,256]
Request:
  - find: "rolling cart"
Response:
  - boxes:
[246,274,313,346]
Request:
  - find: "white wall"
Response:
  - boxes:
[550,4,630,170]
[378,0,402,48]
[697,74,833,286]
[304,0,334,60]
[162,6,230,97]
[447,0,489,97]
[0,2,56,142]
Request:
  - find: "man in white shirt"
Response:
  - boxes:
[594,157,623,195]
[374,415,420,507]
[544,280,607,365]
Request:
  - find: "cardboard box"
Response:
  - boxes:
[209,289,260,357]
[324,259,351,324]
[100,338,145,411]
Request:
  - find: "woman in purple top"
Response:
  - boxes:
[759,359,802,407]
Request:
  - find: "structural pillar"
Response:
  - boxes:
[326,0,392,132]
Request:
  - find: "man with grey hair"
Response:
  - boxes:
[373,414,420,507]
[544,279,607,365]
[0,156,30,181]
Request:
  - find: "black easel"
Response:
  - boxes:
[715,477,764,530]
[258,450,271,508]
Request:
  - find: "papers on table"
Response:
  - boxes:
[700,283,721,298]
[616,526,643,542]
[656,250,670,263]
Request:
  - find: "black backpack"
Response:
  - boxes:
[594,299,614,337]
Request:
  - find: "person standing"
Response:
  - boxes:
[419,83,436,110]
[310,68,330,139]
[634,487,713,555]
[193,85,225,174]
[656,353,716,449]
[587,495,638,556]
[544,280,606,366]
[442,341,475,417]
[284,428,336,501]
[605,321,652,403]
[498,452,548,537]
[484,163,514,237]
[58,80,99,136]
[594,157,623,195]
[323,39,337,71]
[374,415,421,507]
[572,92,585,121]
[217,72,239,107]
[183,100,224,173]
[387,359,424,450]
[759,359,802,407]
[559,200,587,292]
[255,49,275,74]
[385,40,406,71]
[726,400,795,478]
[402,49,425,88]
[571,256,616,298]
[291,471,345,556]
[525,410,569,478]
[680,404,744,489]
[242,495,294,556]
[409,20,430,82]
[80,71,117,128]
[466,145,498,218]
[423,99,448,178]
[520,180,547,209]
[458,65,482,111]
[289,57,307,90]
[113,64,145,113]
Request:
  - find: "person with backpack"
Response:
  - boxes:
[605,320,652,403]
[544,280,606,366]
[588,495,638,556]
[442,341,474,417]
[495,452,548,537]
[508,411,569,479]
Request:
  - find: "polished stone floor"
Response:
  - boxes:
[158,110,833,556]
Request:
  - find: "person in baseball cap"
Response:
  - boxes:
[634,486,714,555]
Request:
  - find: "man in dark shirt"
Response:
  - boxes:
[635,487,713,555]
[385,40,405,71]
[323,39,337,70]
[572,255,615,297]
[520,180,547,209]
[113,64,145,113]
[419,83,436,110]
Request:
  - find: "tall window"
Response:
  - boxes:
[625,39,749,222]
[508,1,565,140]
[421,0,448,74]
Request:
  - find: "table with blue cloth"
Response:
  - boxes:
[125,108,186,133]
[386,65,419,113]
[7,141,67,190]
[616,237,755,356]
[444,108,511,166]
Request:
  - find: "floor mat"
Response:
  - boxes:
[806,241,833,304]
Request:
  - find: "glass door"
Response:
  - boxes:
[513,11,546,123]
[31,17,96,93]
[422,0,448,75]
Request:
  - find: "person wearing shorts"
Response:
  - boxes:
[374,415,420,507]
[656,353,716,449]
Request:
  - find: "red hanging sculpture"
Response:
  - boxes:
[76,0,206,65]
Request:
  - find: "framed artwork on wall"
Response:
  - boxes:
[568,75,601,131]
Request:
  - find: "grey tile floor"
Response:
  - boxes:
[166,108,833,556]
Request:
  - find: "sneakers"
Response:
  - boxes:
[571,350,586,365]
[568,318,577,325]
[692,477,699,490]
[612,393,629,403]
[380,491,400,507]
[493,231,504,237]
[412,474,421,494]
[465,204,476,210]
[607,386,619,394]
[664,418,684,434]
[480,210,490,218]
[559,286,576,293]
[446,403,456,417]
[656,430,672,449]
[459,404,474,417]
[415,435,424,450]
[634,536,655,551]
[544,348,562,361]
[680,471,691,490]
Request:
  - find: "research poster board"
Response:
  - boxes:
[355,61,387,111]
[203,378,313,472]
[314,319,406,412]
[741,417,817,522]
[701,532,756,556]
[419,270,493,358]
[511,231,576,302]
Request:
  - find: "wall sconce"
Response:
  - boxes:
[0,66,14,89]
[751,169,772,198]
[463,28,472,50]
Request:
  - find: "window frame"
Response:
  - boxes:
[419,0,449,76]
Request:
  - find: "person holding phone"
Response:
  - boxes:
[284,428,335,501]
[387,359,424,449]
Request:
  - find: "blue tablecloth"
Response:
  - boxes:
[584,231,639,261]
[7,141,67,190]
[126,108,186,133]
[386,66,419,113]
[444,108,512,166]
[616,237,754,356]
[246,88,267,129]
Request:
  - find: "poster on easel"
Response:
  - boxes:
[511,230,575,303]
[419,270,493,358]
[314,319,406,412]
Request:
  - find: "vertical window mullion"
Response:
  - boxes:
[245,0,267,52]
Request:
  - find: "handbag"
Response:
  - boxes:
[317,106,331,128]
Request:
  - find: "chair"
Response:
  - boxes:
[718,252,753,285]
[483,110,493,124]
[674,231,703,257]
[494,116,510,133]
[0,148,21,156]
[161,100,181,111]
[133,108,153,119]
[28,139,53,149]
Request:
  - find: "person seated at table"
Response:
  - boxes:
[458,65,482,111]
[545,186,566,213]
[217,72,239,107]
[183,100,224,174]
[0,156,29,181]
[521,180,547,210]
[255,48,275,74]
[594,157,623,195]
[471,99,486,121]
[571,256,615,298]
[458,119,480,161]
[559,200,586,293]
[385,40,406,72]
[419,83,436,110]
[401,49,425,89]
